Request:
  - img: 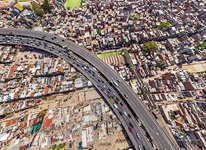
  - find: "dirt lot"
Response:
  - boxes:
[0,0,10,8]
[182,61,206,73]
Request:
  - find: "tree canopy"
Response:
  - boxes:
[195,42,206,51]
[42,0,52,12]
[158,21,170,30]
[142,41,158,53]
[31,2,44,17]
[96,29,101,35]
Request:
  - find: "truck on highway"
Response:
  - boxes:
[109,98,115,104]
[62,45,67,49]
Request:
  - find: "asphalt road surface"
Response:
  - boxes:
[0,28,179,150]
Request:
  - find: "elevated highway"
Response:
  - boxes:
[0,28,178,150]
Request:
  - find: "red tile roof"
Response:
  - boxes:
[43,118,53,128]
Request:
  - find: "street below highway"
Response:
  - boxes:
[0,28,179,150]
[0,34,152,150]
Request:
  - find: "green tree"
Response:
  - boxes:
[31,2,44,17]
[142,41,158,53]
[96,29,101,35]
[158,61,167,69]
[52,145,57,150]
[42,0,52,12]
[31,2,39,10]
[35,8,44,17]
[22,5,29,10]
[158,21,170,30]
[195,42,206,51]
[58,143,65,149]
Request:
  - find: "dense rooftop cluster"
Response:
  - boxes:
[0,0,206,149]
[146,70,206,148]
[0,47,92,103]
[0,89,129,149]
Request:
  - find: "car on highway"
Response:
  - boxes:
[100,87,104,91]
[128,127,133,133]
[13,39,20,43]
[36,43,41,46]
[138,145,142,150]
[107,88,112,92]
[123,111,127,116]
[113,80,119,86]
[119,111,123,116]
[92,67,97,71]
[101,80,105,84]
[124,94,128,98]
[113,103,118,109]
[129,122,134,128]
[106,89,111,94]
[109,98,115,104]
[110,95,115,99]
[82,64,89,70]
[103,90,107,94]
[76,64,80,67]
[106,94,111,99]
[136,133,140,139]
[91,73,95,77]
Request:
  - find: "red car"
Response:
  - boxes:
[35,99,41,103]
[128,127,133,133]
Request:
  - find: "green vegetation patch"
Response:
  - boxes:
[96,29,101,35]
[51,143,65,150]
[42,0,52,12]
[170,114,177,120]
[158,21,170,30]
[64,0,82,10]
[31,2,44,17]
[195,42,206,51]
[158,61,167,69]
[97,51,119,58]
[142,41,158,53]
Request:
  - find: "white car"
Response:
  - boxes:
[138,145,142,150]
[114,104,118,109]
[113,81,118,86]
[123,111,127,116]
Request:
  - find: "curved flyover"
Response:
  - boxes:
[0,28,178,150]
